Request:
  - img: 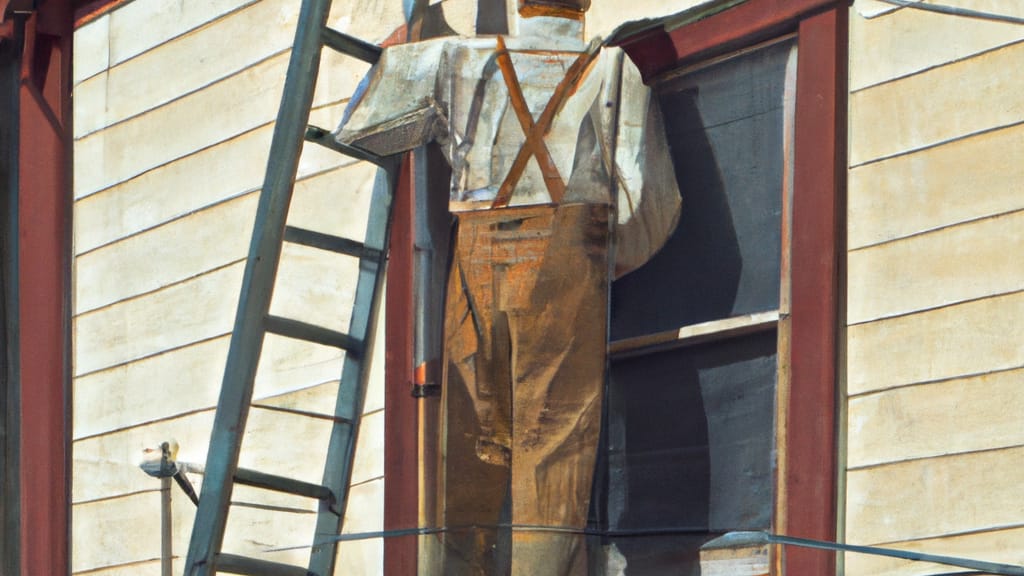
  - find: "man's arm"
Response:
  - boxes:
[334,40,449,157]
[611,53,682,279]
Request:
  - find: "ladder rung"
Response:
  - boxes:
[215,553,313,576]
[234,468,334,501]
[284,225,381,260]
[320,26,381,63]
[305,125,387,165]
[265,315,363,354]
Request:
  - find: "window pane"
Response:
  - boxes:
[610,39,794,340]
[593,327,774,569]
[595,330,777,572]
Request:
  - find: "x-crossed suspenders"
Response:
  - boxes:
[490,36,604,208]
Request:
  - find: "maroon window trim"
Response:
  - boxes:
[786,7,846,573]
[617,1,847,574]
[10,1,75,575]
[617,0,846,82]
[384,156,418,575]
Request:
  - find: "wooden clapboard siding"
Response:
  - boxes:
[849,39,1024,166]
[73,337,229,439]
[74,0,311,138]
[843,525,1024,575]
[847,367,1024,469]
[73,411,217,503]
[73,14,111,84]
[72,0,254,86]
[850,0,1024,91]
[73,560,165,576]
[73,50,365,198]
[847,290,1024,396]
[75,159,372,317]
[71,0,404,573]
[73,101,356,253]
[104,0,260,69]
[73,0,383,139]
[75,193,255,313]
[848,122,1024,250]
[845,446,1024,544]
[74,261,242,376]
[73,401,383,505]
[72,319,384,441]
[72,492,164,572]
[844,2,1024,571]
[335,539,386,576]
[847,209,1024,324]
[271,243,361,328]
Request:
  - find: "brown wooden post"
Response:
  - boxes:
[785,5,846,574]
[385,156,419,574]
[2,1,74,574]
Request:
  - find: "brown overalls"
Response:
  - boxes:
[438,38,611,576]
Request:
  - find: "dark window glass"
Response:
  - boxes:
[594,39,795,575]
[610,39,793,340]
[604,330,777,534]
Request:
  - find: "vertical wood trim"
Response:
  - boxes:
[16,3,73,575]
[384,155,417,575]
[1,22,23,576]
[784,6,845,574]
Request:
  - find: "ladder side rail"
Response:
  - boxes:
[183,0,335,573]
[308,163,399,576]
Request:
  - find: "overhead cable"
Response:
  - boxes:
[879,0,1024,25]
[269,524,1024,575]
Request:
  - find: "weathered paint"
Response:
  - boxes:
[614,0,847,81]
[843,0,1024,571]
[9,1,75,575]
[784,6,845,574]
[384,155,417,576]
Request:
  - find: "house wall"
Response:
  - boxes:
[69,1,695,575]
[73,1,1024,575]
[70,0,402,573]
[844,1,1024,573]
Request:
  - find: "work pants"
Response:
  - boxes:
[440,202,610,576]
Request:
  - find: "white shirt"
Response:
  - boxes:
[335,32,680,277]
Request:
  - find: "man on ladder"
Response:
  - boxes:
[337,1,680,573]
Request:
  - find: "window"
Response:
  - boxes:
[598,1,845,573]
[380,1,846,573]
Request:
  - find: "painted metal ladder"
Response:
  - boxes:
[182,0,398,573]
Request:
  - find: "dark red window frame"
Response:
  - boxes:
[3,0,74,574]
[384,157,419,575]
[384,1,847,573]
[615,1,847,573]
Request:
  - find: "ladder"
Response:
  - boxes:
[182,0,399,573]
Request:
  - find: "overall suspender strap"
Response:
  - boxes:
[491,36,603,209]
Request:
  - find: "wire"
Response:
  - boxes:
[768,534,1024,576]
[264,524,1024,575]
[878,0,1024,25]
[267,523,708,551]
